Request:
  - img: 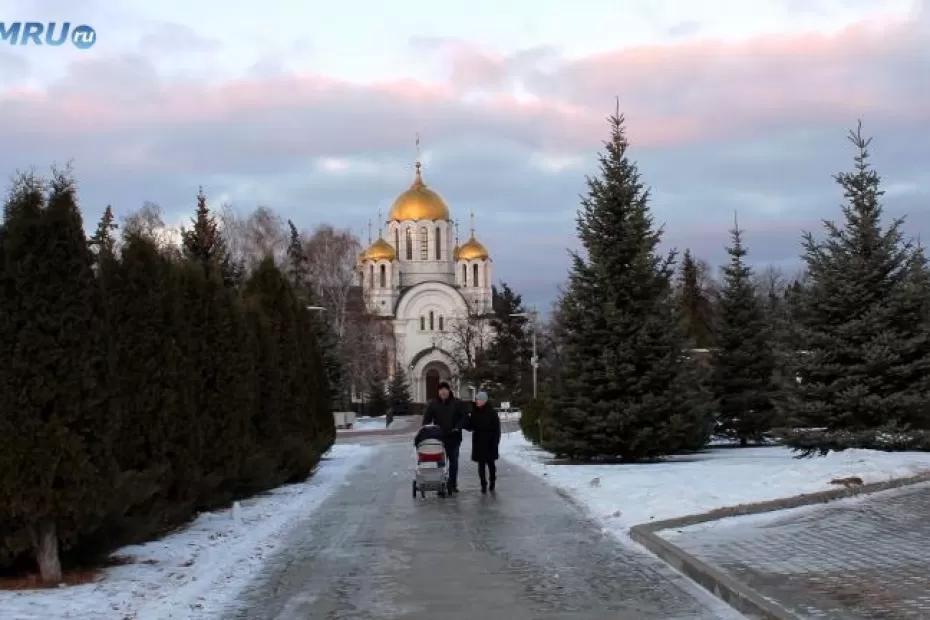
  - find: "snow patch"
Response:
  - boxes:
[500,433,930,543]
[0,443,377,620]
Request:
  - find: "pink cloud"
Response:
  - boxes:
[526,16,929,146]
[0,11,927,174]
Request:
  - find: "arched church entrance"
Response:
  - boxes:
[423,361,451,402]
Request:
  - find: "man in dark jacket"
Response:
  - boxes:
[422,381,466,494]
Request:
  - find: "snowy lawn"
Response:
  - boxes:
[0,443,376,620]
[500,432,930,540]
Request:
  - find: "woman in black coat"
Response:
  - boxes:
[467,391,501,493]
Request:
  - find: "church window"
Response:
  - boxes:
[379,264,386,288]
[370,264,375,287]
[420,316,425,331]
[439,315,444,331]
[394,228,399,253]
[405,228,413,260]
[435,226,441,259]
[473,264,479,287]
[429,311,435,331]
[419,227,428,260]
[462,264,468,286]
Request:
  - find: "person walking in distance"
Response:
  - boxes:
[422,381,466,494]
[468,391,501,493]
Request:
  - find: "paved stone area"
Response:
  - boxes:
[664,482,930,619]
[225,434,740,620]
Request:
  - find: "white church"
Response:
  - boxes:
[357,160,493,403]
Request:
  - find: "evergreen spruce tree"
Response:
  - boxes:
[181,188,240,286]
[678,249,715,348]
[366,374,389,417]
[783,124,930,454]
[549,112,714,461]
[286,220,310,288]
[89,205,118,259]
[388,367,413,416]
[711,221,778,445]
[0,170,113,582]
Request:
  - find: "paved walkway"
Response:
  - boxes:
[664,482,930,619]
[224,436,740,619]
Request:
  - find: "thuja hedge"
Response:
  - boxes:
[0,171,333,579]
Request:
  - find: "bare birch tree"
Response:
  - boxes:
[304,225,361,338]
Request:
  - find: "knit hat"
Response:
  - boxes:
[438,381,451,392]
[475,391,489,402]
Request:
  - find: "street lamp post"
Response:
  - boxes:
[509,310,539,400]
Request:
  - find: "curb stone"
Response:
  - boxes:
[629,470,930,620]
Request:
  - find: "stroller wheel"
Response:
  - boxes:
[412,480,417,499]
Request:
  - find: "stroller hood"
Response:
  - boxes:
[414,424,444,446]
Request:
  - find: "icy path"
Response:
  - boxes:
[0,444,377,620]
[223,438,740,620]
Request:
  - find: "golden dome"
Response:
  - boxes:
[388,163,450,222]
[454,236,490,261]
[360,237,396,262]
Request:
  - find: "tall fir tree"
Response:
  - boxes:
[483,283,533,404]
[549,111,714,461]
[678,249,716,349]
[388,366,413,415]
[286,219,345,409]
[182,188,222,268]
[0,170,113,582]
[783,124,930,454]
[711,221,778,444]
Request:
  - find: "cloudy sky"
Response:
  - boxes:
[1,0,928,308]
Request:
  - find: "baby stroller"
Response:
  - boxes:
[413,424,448,499]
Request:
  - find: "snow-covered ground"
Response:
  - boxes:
[337,415,419,433]
[498,411,522,423]
[500,433,930,541]
[342,415,390,431]
[0,443,377,620]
